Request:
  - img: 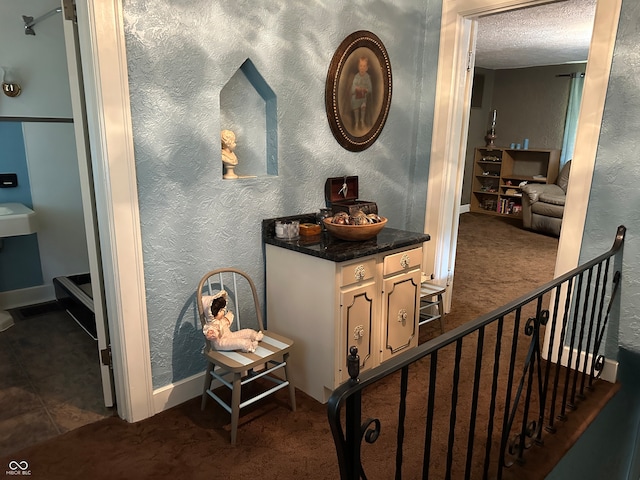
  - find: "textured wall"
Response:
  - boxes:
[580,0,640,355]
[122,0,442,388]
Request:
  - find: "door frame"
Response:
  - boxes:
[74,0,153,422]
[424,0,621,340]
[61,2,114,407]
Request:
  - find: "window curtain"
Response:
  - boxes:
[560,74,585,168]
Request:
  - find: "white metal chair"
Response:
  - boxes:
[419,281,446,335]
[196,267,296,445]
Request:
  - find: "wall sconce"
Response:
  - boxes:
[1,67,22,97]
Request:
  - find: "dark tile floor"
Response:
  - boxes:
[0,304,115,457]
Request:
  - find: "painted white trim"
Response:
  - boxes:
[62,6,115,408]
[153,371,232,414]
[557,345,618,384]
[0,285,54,310]
[75,1,154,422]
[153,372,206,414]
[459,204,470,214]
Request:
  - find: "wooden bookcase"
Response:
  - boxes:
[470,147,560,218]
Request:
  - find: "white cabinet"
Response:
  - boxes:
[380,247,422,362]
[338,258,378,384]
[265,244,422,403]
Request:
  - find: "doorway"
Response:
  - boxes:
[423,0,623,339]
[452,2,596,319]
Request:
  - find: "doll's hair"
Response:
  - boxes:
[210,295,227,317]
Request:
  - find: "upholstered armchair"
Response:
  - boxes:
[521,160,571,237]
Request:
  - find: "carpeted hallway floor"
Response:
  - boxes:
[3,213,595,480]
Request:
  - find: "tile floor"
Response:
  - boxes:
[0,303,115,457]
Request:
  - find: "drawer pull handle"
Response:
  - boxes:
[400,254,410,268]
[398,309,408,323]
[353,325,365,340]
[354,265,366,281]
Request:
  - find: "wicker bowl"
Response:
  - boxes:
[323,217,388,241]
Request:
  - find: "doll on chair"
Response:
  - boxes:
[203,290,263,353]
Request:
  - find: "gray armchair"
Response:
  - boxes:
[521,160,571,237]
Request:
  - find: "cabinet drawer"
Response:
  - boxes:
[383,247,422,276]
[340,258,376,286]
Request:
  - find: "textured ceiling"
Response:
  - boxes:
[475,0,597,70]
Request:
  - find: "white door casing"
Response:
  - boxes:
[73,0,154,422]
[61,0,114,407]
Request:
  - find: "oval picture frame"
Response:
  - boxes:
[325,30,392,152]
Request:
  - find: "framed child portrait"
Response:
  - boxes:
[325,30,393,152]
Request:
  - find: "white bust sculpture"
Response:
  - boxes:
[221,129,239,179]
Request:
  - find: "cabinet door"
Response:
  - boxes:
[339,283,377,384]
[381,270,421,362]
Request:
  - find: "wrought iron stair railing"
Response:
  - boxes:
[327,226,626,480]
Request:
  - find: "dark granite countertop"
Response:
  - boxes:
[262,214,430,263]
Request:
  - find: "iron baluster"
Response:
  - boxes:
[446,339,463,479]
[483,317,503,480]
[570,267,593,407]
[592,270,622,378]
[506,309,544,465]
[465,326,485,479]
[543,286,562,433]
[396,366,409,480]
[551,277,573,424]
[581,262,603,395]
[589,258,610,383]
[564,271,584,412]
[498,311,520,472]
[534,304,550,445]
[422,350,438,480]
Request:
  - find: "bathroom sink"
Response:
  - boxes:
[0,203,37,237]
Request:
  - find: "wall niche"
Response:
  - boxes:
[220,59,277,179]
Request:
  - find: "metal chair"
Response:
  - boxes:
[419,281,446,335]
[196,267,296,445]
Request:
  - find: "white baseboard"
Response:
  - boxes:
[556,345,618,383]
[0,285,55,310]
[152,366,261,414]
[153,372,206,414]
[460,204,470,214]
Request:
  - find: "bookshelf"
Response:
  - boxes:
[470,147,560,219]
